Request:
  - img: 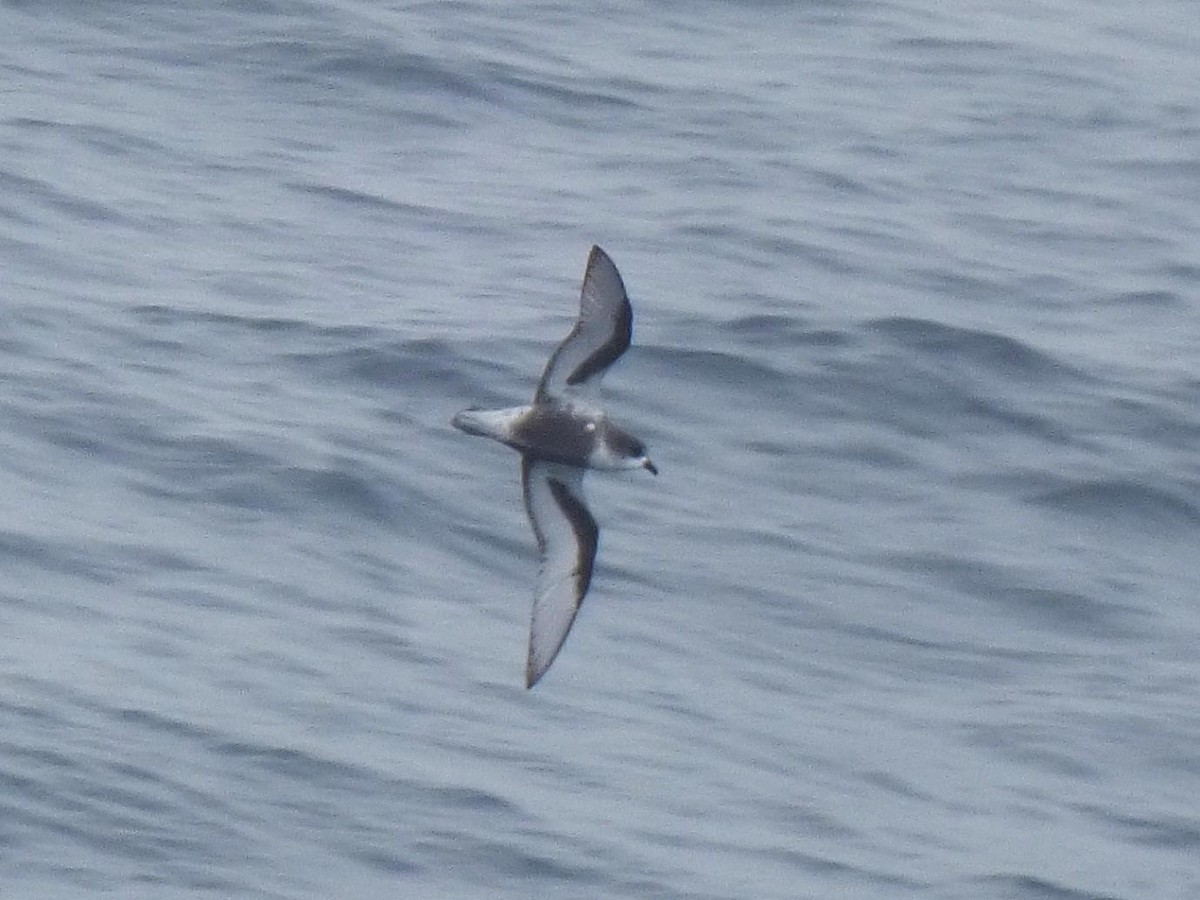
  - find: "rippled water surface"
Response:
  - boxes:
[3,1,1199,897]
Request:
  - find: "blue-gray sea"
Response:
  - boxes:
[3,1,1199,897]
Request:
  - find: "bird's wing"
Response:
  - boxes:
[520,456,598,688]
[534,245,632,404]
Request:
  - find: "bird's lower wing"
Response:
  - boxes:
[520,457,598,688]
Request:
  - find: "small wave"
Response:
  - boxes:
[641,345,789,388]
[277,464,397,525]
[890,551,1141,639]
[1075,806,1200,850]
[283,181,441,216]
[947,873,1126,900]
[127,303,374,341]
[1031,478,1200,528]
[284,336,482,397]
[867,316,1071,379]
[1102,289,1182,308]
[724,313,854,349]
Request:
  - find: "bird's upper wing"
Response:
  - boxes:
[520,456,598,688]
[534,245,632,404]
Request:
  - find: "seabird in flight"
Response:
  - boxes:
[452,245,656,687]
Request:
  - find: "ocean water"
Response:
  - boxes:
[3,0,1199,897]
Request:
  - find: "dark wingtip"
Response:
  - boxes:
[588,244,614,269]
[643,459,658,475]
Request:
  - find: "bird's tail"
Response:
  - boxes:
[450,406,526,441]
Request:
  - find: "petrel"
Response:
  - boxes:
[452,246,657,688]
